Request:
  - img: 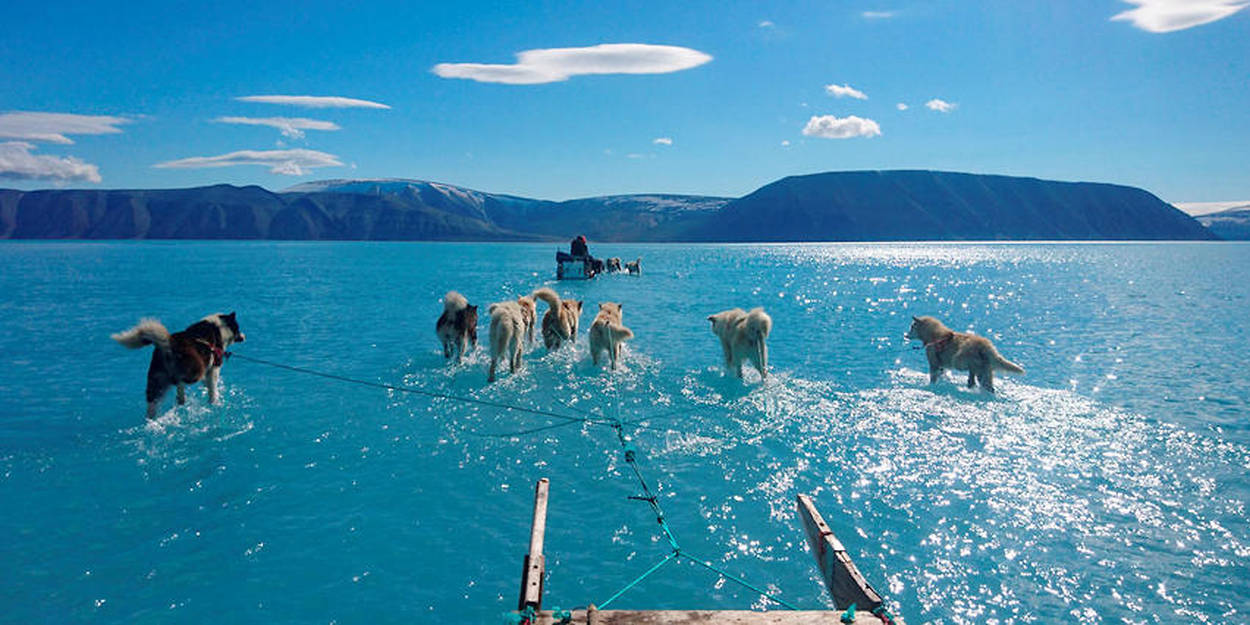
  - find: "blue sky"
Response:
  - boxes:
[1,0,1247,205]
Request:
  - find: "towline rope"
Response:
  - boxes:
[228,351,802,611]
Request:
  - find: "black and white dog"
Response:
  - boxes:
[112,312,245,419]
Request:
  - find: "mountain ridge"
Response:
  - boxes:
[0,170,1217,241]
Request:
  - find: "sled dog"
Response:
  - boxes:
[112,312,246,419]
[436,291,478,363]
[905,315,1024,393]
[532,287,583,350]
[588,302,634,370]
[707,307,771,380]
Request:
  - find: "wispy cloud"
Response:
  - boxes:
[925,98,956,113]
[0,141,102,183]
[432,43,713,85]
[862,10,898,19]
[214,116,341,139]
[896,102,909,111]
[1111,0,1247,32]
[758,20,775,27]
[653,137,673,146]
[154,149,343,176]
[825,83,868,100]
[781,140,792,147]
[802,115,882,139]
[0,111,129,145]
[235,95,391,109]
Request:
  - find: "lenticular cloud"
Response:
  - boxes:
[154,149,343,176]
[1111,0,1248,33]
[432,44,713,84]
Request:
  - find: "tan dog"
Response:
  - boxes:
[486,298,532,382]
[532,287,583,350]
[707,307,772,380]
[588,302,634,369]
[605,257,622,273]
[905,315,1024,393]
[516,295,537,345]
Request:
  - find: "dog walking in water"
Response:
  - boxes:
[486,295,535,382]
[532,287,583,350]
[436,291,477,363]
[112,312,246,419]
[588,302,634,370]
[708,307,772,380]
[906,315,1024,393]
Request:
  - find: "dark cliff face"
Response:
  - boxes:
[0,171,1218,241]
[690,171,1216,241]
[1196,207,1250,240]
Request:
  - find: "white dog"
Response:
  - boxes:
[487,299,531,382]
[588,302,634,370]
[708,307,772,380]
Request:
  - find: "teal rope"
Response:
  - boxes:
[230,351,806,612]
[678,551,800,610]
[597,551,678,609]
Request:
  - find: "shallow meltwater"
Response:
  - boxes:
[1,241,1248,624]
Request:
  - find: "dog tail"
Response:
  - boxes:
[443,290,468,313]
[531,287,560,308]
[744,308,772,340]
[112,318,171,354]
[610,323,634,342]
[990,348,1025,374]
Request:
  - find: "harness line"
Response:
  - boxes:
[228,351,806,612]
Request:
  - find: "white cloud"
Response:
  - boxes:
[0,141,102,183]
[1111,0,1247,32]
[781,140,791,147]
[926,98,956,112]
[235,95,391,109]
[214,116,341,139]
[653,137,673,146]
[825,83,868,100]
[862,10,897,18]
[0,111,129,145]
[758,20,775,27]
[626,153,646,159]
[801,115,882,139]
[432,43,713,85]
[154,149,343,176]
[896,102,909,110]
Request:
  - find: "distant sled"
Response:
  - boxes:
[556,251,598,280]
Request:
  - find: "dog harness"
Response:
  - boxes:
[195,338,227,367]
[924,334,952,351]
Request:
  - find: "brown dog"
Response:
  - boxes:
[588,302,634,369]
[905,315,1023,393]
[112,313,246,419]
[436,291,478,363]
[532,287,583,350]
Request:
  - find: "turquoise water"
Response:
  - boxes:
[1,241,1248,624]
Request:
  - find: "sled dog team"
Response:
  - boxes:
[437,287,774,383]
[112,297,1024,418]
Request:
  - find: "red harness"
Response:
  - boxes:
[196,338,227,366]
[924,334,952,351]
